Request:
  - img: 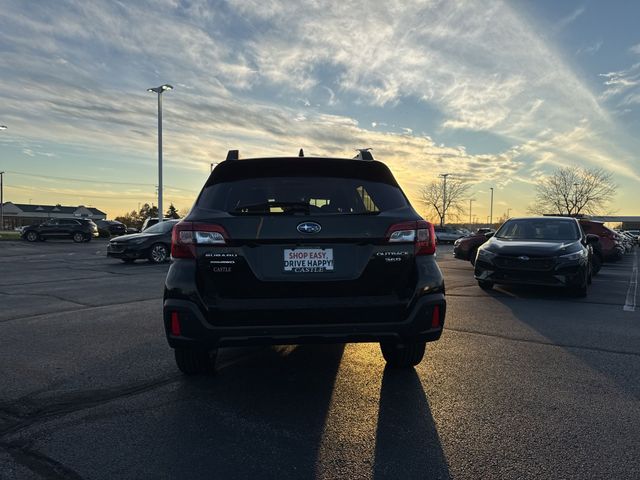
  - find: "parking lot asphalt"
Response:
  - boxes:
[0,239,638,479]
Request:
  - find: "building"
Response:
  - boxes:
[0,202,107,230]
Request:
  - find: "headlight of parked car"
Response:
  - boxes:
[559,249,587,261]
[477,248,497,261]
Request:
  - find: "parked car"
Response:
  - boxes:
[126,227,140,234]
[474,217,598,297]
[579,220,623,262]
[624,230,639,244]
[22,218,99,243]
[95,219,127,237]
[588,234,604,275]
[163,153,446,374]
[453,230,492,265]
[434,226,465,243]
[620,231,637,248]
[107,219,179,263]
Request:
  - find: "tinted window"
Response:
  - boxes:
[144,220,177,234]
[197,177,408,215]
[60,219,79,225]
[496,219,580,241]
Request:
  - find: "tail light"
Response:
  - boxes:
[431,305,441,328]
[170,311,181,336]
[386,220,436,255]
[171,221,229,259]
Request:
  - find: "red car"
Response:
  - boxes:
[578,220,623,262]
[453,229,494,265]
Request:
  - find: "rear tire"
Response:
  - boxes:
[174,348,217,375]
[72,232,84,243]
[380,340,426,368]
[478,280,494,290]
[592,253,602,275]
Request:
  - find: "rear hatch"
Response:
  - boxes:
[183,158,422,303]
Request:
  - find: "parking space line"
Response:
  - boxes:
[623,249,638,312]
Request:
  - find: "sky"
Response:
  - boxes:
[1,0,639,221]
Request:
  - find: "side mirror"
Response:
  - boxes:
[484,232,494,239]
[586,234,599,245]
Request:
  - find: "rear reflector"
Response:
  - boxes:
[170,311,181,336]
[431,305,440,328]
[386,220,436,255]
[171,221,229,259]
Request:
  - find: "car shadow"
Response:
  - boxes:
[373,367,450,479]
[487,285,640,400]
[152,344,345,479]
[489,284,582,300]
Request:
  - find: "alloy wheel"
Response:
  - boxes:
[151,244,168,263]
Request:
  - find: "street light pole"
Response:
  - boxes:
[489,187,494,226]
[0,171,4,231]
[469,198,474,226]
[0,126,6,231]
[147,85,173,223]
[439,173,450,227]
[506,208,512,219]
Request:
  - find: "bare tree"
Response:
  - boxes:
[528,166,617,216]
[420,178,470,226]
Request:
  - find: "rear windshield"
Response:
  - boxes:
[496,219,580,241]
[196,177,408,215]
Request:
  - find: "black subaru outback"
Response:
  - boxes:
[163,153,446,373]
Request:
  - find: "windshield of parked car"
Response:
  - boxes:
[144,220,177,234]
[198,176,408,215]
[495,219,580,241]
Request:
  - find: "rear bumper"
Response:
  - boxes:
[163,293,446,349]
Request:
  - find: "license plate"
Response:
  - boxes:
[284,248,334,272]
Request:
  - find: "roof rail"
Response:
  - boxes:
[354,148,374,160]
[226,150,239,161]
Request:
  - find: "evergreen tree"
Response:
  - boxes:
[165,203,180,219]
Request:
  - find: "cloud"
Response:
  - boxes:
[599,63,640,103]
[0,0,639,216]
[554,5,586,31]
[576,40,603,55]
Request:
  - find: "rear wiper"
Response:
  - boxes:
[233,201,311,214]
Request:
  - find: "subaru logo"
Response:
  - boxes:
[518,256,530,261]
[297,222,321,234]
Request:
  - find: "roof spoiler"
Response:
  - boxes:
[354,148,374,160]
